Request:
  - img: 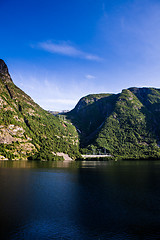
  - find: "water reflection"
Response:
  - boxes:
[1,159,159,169]
[0,160,160,239]
[76,160,160,239]
[0,160,82,169]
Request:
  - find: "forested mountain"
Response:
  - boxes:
[1,58,160,160]
[67,88,160,159]
[0,59,80,160]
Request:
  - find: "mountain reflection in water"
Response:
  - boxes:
[0,160,160,239]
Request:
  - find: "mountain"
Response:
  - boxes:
[1,58,160,160]
[0,59,79,160]
[67,88,160,159]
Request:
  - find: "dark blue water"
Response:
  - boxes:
[0,160,160,240]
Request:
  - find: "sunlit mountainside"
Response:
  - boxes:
[0,59,80,160]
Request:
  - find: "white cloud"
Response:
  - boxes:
[85,74,96,79]
[37,41,102,61]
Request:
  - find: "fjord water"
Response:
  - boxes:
[0,161,160,240]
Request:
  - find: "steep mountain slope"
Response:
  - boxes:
[67,93,118,147]
[0,59,79,160]
[67,88,160,159]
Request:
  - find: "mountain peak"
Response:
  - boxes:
[0,59,12,83]
[0,59,9,74]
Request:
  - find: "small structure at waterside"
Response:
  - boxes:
[82,154,112,159]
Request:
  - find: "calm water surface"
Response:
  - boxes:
[0,160,160,240]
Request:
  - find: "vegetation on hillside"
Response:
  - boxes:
[0,62,80,161]
[1,59,160,161]
[67,88,160,160]
[67,94,117,147]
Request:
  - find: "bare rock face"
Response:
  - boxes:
[0,59,9,74]
[0,59,12,83]
[0,130,14,144]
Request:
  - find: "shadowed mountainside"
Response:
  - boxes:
[67,88,160,159]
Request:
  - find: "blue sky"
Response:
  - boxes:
[1,0,160,110]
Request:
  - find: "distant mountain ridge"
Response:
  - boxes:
[0,59,79,160]
[67,88,160,159]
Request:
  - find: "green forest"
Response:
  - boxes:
[0,61,80,161]
[67,88,160,160]
[1,59,160,161]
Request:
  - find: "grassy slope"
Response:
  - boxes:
[67,89,160,159]
[0,71,80,160]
